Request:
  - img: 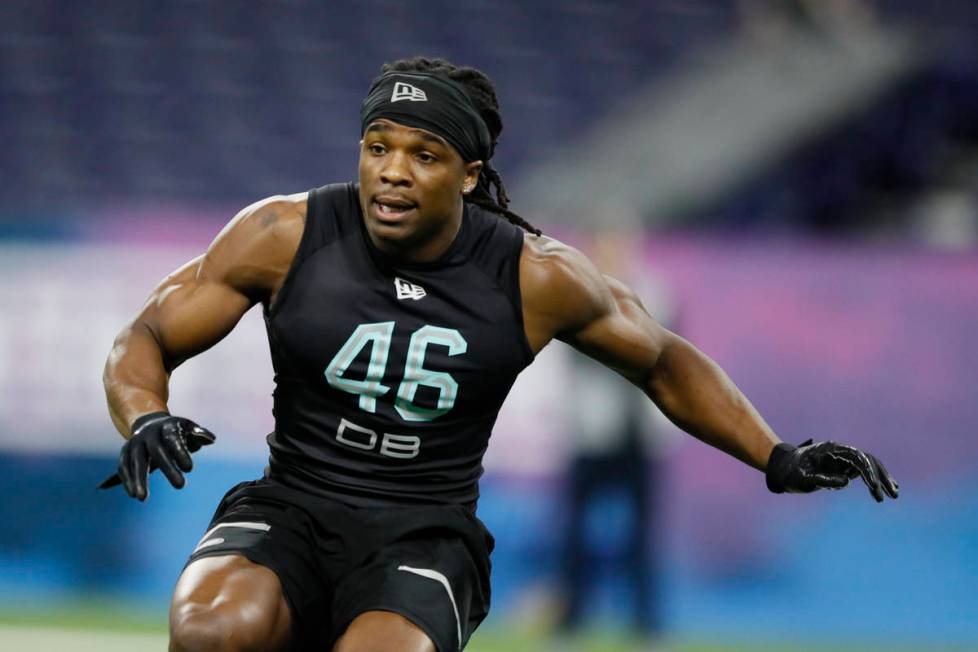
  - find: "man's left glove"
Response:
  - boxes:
[765,439,899,503]
[98,412,216,501]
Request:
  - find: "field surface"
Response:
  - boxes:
[0,607,970,652]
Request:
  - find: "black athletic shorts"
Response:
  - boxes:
[186,477,495,651]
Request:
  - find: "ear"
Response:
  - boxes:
[462,161,483,195]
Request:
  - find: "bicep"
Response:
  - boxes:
[561,275,673,386]
[134,194,303,369]
[139,255,253,370]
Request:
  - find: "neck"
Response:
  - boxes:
[367,203,464,264]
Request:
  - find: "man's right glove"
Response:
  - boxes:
[98,412,216,501]
[765,439,899,503]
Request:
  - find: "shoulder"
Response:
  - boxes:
[519,234,614,342]
[213,192,307,252]
[199,192,308,299]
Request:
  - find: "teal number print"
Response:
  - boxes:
[325,322,466,422]
[324,321,395,413]
[395,326,467,422]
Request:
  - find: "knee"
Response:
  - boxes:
[170,605,230,652]
[170,604,235,652]
[170,603,283,652]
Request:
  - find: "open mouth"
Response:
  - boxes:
[373,197,417,221]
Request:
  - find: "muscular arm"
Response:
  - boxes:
[104,194,306,437]
[520,236,779,470]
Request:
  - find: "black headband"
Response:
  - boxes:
[360,71,492,163]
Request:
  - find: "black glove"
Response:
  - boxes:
[98,412,216,501]
[765,439,899,503]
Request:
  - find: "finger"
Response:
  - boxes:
[870,454,899,499]
[186,425,216,452]
[130,439,150,501]
[150,438,186,490]
[117,444,136,498]
[815,443,858,477]
[829,447,883,502]
[811,473,850,489]
[163,427,194,472]
[98,473,122,489]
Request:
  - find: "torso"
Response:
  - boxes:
[261,183,535,507]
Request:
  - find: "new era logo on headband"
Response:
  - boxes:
[391,82,427,103]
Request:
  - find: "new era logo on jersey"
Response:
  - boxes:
[395,277,426,301]
[391,82,427,103]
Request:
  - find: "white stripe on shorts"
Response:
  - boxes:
[194,537,225,551]
[397,565,462,650]
[193,521,270,553]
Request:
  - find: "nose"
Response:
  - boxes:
[379,151,412,187]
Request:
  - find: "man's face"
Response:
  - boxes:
[358,119,481,262]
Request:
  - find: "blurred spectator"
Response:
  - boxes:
[555,226,678,649]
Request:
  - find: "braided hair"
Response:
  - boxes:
[380,57,541,236]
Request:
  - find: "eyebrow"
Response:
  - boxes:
[365,122,449,149]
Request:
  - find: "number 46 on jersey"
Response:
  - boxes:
[323,322,467,457]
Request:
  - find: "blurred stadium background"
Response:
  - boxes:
[1,0,977,650]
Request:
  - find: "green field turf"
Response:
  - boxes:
[0,603,970,652]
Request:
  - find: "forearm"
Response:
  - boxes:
[645,334,780,470]
[103,322,171,438]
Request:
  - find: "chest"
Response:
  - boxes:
[267,238,531,422]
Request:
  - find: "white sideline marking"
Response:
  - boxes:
[397,565,462,650]
[0,625,167,651]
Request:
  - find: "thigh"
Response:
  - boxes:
[332,610,434,652]
[170,554,292,651]
[331,534,491,652]
[183,480,337,648]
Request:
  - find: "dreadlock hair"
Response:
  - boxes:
[380,57,542,236]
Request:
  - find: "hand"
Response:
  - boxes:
[98,412,216,500]
[765,439,899,503]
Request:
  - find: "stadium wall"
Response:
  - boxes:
[0,222,975,647]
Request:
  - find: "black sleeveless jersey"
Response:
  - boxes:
[263,183,534,507]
